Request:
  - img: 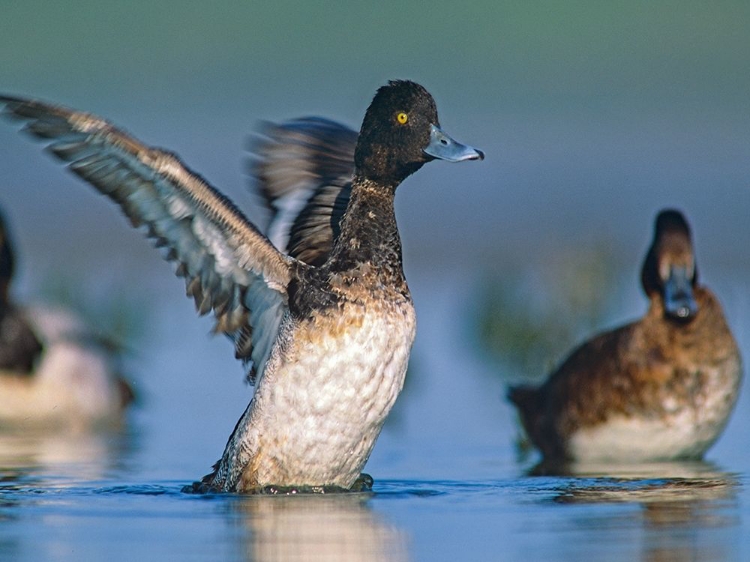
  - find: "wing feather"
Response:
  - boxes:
[248,117,357,265]
[1,95,295,383]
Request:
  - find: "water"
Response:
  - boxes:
[0,436,747,561]
[0,273,748,561]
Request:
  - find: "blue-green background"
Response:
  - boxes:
[1,2,749,560]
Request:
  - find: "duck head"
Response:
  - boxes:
[641,209,699,323]
[0,210,14,305]
[354,80,484,186]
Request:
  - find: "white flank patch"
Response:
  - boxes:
[568,364,739,462]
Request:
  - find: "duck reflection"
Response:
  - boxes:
[235,493,409,562]
[0,426,135,486]
[543,460,739,562]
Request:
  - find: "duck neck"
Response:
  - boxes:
[328,177,403,274]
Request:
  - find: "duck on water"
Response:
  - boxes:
[509,210,742,468]
[0,81,483,492]
[0,208,133,428]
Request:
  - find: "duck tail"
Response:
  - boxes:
[507,384,539,414]
[506,384,545,445]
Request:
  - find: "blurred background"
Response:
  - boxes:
[1,0,749,485]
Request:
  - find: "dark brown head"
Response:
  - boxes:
[354,80,483,186]
[641,209,699,323]
[0,209,14,304]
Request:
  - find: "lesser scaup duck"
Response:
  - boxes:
[508,210,742,465]
[0,81,483,491]
[0,210,134,428]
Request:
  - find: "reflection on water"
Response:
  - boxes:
[0,426,136,486]
[235,493,409,562]
[532,458,732,478]
[543,461,740,562]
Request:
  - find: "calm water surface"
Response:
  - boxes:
[0,273,748,562]
[0,438,746,561]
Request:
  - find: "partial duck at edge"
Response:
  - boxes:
[0,208,133,428]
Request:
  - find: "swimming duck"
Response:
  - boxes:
[509,210,742,465]
[0,209,134,428]
[0,81,484,491]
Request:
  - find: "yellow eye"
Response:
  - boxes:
[396,112,408,124]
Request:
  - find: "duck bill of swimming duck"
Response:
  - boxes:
[423,124,484,162]
[663,265,699,322]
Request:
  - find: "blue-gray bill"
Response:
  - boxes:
[423,124,484,162]
[664,265,699,321]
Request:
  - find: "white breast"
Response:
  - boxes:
[237,300,416,488]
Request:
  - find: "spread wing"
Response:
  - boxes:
[248,117,357,266]
[0,95,296,384]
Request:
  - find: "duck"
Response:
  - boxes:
[0,80,484,491]
[508,210,742,465]
[0,208,134,428]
